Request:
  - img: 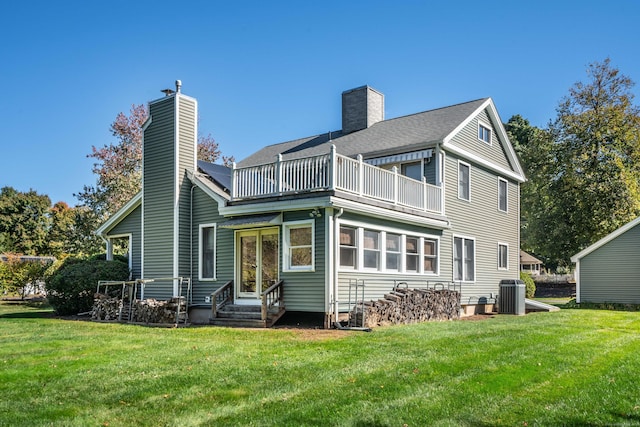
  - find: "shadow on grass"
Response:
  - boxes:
[0,300,54,319]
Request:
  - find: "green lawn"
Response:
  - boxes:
[1,302,640,426]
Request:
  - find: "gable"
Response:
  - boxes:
[96,192,142,236]
[443,99,524,182]
[572,216,640,262]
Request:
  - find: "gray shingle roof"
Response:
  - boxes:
[238,98,488,167]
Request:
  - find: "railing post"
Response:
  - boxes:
[422,177,428,211]
[329,145,336,190]
[276,154,283,195]
[357,154,364,197]
[231,161,237,199]
[392,166,399,205]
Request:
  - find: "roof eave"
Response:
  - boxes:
[96,192,142,236]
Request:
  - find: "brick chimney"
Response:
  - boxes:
[342,85,384,134]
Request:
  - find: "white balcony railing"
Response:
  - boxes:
[232,146,443,214]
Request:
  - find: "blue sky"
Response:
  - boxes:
[2,0,639,205]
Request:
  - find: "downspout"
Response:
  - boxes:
[333,208,344,324]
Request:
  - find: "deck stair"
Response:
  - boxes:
[210,304,285,328]
[209,279,286,328]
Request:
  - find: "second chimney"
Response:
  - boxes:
[342,85,384,134]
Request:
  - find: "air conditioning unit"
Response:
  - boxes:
[498,279,525,315]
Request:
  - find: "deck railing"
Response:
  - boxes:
[261,280,284,322]
[210,280,233,320]
[232,146,443,214]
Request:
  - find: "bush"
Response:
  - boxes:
[46,257,129,315]
[520,271,536,299]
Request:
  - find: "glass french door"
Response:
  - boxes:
[237,228,279,299]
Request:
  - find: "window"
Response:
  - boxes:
[339,226,357,268]
[478,122,491,144]
[498,178,508,212]
[199,224,216,280]
[385,233,401,271]
[458,161,470,201]
[284,221,314,271]
[454,236,475,282]
[406,236,419,273]
[498,243,508,270]
[363,230,381,269]
[423,239,437,273]
[401,161,423,181]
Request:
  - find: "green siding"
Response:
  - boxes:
[177,96,197,287]
[142,94,197,300]
[143,97,175,300]
[280,211,326,312]
[443,153,519,304]
[579,224,640,304]
[449,109,514,171]
[190,187,231,305]
[107,204,142,279]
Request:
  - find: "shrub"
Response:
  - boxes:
[46,257,129,315]
[520,271,536,299]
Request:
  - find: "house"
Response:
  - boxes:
[96,82,525,327]
[571,217,640,304]
[520,250,543,276]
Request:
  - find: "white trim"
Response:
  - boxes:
[282,219,315,272]
[574,261,581,303]
[361,228,381,271]
[198,223,217,281]
[478,120,492,145]
[453,234,476,283]
[96,193,142,236]
[220,196,451,230]
[571,216,640,262]
[446,143,525,183]
[330,198,451,230]
[337,218,440,276]
[105,233,133,273]
[186,170,229,206]
[497,242,509,271]
[457,160,471,202]
[498,177,508,213]
[325,208,334,320]
[442,98,526,181]
[173,95,180,296]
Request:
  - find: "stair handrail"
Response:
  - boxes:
[211,280,233,319]
[261,280,284,322]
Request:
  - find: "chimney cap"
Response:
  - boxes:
[175,80,182,93]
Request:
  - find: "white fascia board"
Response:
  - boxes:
[570,216,640,262]
[329,197,451,230]
[442,98,526,182]
[95,192,142,236]
[187,170,230,207]
[173,95,180,295]
[444,143,525,183]
[220,197,333,216]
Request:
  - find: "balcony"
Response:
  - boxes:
[231,146,443,215]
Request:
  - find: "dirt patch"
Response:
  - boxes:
[459,313,496,321]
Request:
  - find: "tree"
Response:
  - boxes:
[76,105,234,222]
[505,115,553,261]
[0,187,51,255]
[46,202,103,257]
[0,254,52,299]
[517,59,640,268]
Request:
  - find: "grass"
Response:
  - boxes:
[1,303,640,426]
